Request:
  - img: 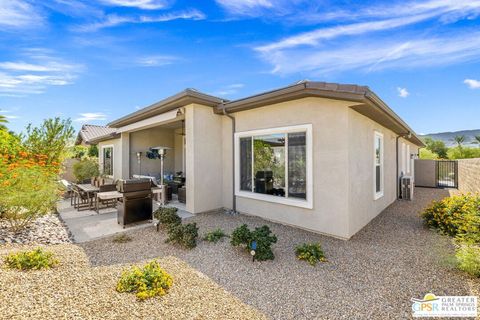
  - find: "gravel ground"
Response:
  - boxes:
[0,214,71,245]
[0,244,267,320]
[78,187,480,319]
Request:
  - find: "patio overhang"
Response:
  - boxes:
[115,108,184,133]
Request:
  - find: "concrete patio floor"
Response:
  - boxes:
[58,199,193,243]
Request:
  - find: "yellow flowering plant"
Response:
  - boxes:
[4,248,59,270]
[116,260,173,300]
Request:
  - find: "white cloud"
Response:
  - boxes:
[135,55,178,67]
[397,87,410,98]
[0,51,84,95]
[0,0,44,29]
[464,79,480,89]
[258,31,480,75]
[214,83,245,96]
[75,9,205,32]
[215,0,274,16]
[74,113,108,122]
[99,0,171,10]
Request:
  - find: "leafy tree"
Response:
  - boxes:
[423,137,448,159]
[88,144,99,157]
[23,118,75,165]
[419,148,438,159]
[453,135,465,148]
[0,114,8,130]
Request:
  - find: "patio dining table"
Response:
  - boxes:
[77,183,100,210]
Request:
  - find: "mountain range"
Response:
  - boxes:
[419,129,480,147]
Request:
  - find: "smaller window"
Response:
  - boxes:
[103,146,114,176]
[374,132,384,200]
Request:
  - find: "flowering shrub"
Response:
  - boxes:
[0,119,73,232]
[295,243,327,266]
[421,193,480,243]
[4,248,59,270]
[116,260,173,300]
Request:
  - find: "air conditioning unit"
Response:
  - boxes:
[400,176,414,200]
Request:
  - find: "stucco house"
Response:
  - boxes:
[87,81,423,239]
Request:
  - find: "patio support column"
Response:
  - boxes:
[121,132,130,179]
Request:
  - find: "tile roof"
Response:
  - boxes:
[76,124,117,145]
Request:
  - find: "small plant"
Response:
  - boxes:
[166,222,199,249]
[3,248,59,270]
[295,243,327,266]
[230,224,277,261]
[203,228,228,243]
[153,207,181,227]
[113,233,132,243]
[456,245,480,277]
[116,260,173,300]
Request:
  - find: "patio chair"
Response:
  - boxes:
[95,184,118,212]
[72,184,91,211]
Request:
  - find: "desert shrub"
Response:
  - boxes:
[116,260,173,300]
[166,222,199,249]
[231,224,277,261]
[456,245,480,277]
[203,228,228,243]
[4,248,58,270]
[295,243,327,266]
[73,158,99,182]
[153,207,181,227]
[421,193,480,243]
[113,234,132,243]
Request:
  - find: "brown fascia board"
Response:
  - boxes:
[108,89,225,128]
[217,81,424,147]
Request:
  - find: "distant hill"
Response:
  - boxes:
[420,129,480,147]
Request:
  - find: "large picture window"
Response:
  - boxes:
[235,124,312,208]
[374,132,384,200]
[102,146,114,176]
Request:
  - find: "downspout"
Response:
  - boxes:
[222,105,237,213]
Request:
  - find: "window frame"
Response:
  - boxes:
[234,124,313,209]
[101,144,114,177]
[373,131,384,200]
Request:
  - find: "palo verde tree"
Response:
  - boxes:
[423,137,448,159]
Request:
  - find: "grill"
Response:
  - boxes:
[116,179,152,227]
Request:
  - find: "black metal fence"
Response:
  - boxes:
[436,160,458,188]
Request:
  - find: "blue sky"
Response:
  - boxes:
[1,0,480,135]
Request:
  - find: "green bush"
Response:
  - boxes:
[73,158,99,182]
[456,245,480,277]
[421,193,480,243]
[4,248,58,270]
[203,228,228,243]
[166,222,199,249]
[230,224,277,261]
[153,207,181,227]
[116,260,173,300]
[295,243,327,266]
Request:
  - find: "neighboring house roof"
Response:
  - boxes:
[104,81,423,147]
[75,124,118,145]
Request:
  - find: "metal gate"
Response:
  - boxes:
[436,160,458,188]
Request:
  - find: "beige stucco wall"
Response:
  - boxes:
[226,97,353,239]
[129,127,175,177]
[458,158,480,193]
[185,104,224,214]
[98,137,123,179]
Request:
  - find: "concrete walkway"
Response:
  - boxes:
[58,199,193,243]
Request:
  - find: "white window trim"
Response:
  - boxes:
[406,144,411,174]
[101,144,114,178]
[374,131,384,200]
[234,124,313,209]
